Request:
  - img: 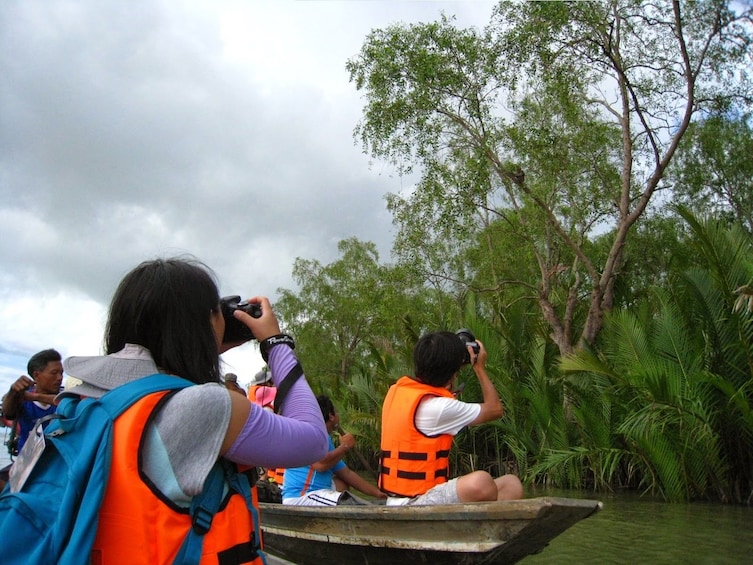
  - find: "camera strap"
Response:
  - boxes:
[273,362,304,415]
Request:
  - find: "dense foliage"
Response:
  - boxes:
[275,1,753,503]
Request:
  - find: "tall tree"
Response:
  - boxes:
[275,237,436,393]
[347,0,753,355]
[669,112,753,232]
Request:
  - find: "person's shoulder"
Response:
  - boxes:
[419,395,457,410]
[416,396,479,435]
[438,396,480,416]
[161,382,228,415]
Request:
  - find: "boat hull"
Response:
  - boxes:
[259,496,602,564]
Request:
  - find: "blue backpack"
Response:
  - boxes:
[0,374,260,565]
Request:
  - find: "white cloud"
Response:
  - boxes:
[0,0,495,393]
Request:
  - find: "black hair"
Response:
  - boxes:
[316,394,335,422]
[27,349,62,376]
[413,331,467,387]
[105,257,222,384]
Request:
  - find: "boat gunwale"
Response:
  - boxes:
[259,496,602,522]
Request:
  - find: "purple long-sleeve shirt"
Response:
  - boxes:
[225,345,328,468]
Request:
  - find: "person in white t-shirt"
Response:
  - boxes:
[378,331,523,506]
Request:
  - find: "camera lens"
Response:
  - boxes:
[456,328,480,364]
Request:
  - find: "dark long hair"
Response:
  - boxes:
[105,257,222,384]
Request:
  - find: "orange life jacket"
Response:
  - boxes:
[267,467,285,485]
[91,390,264,565]
[379,376,455,498]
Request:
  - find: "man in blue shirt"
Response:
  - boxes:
[282,395,386,506]
[0,348,63,489]
[2,349,63,453]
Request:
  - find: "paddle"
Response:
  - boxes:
[335,424,378,480]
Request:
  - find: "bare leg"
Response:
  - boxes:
[494,474,524,500]
[456,470,499,502]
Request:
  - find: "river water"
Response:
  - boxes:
[524,489,753,564]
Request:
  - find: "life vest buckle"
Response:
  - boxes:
[192,506,214,535]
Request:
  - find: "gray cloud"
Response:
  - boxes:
[0,0,493,388]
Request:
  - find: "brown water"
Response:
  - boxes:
[523,490,753,564]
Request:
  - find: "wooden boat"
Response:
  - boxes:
[259,496,602,564]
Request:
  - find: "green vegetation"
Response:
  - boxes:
[276,1,753,504]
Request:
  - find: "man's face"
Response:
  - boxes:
[33,360,64,394]
[325,411,340,433]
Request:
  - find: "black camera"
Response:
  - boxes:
[456,328,480,364]
[221,295,262,344]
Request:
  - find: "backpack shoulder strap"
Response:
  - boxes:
[174,462,227,565]
[175,460,261,565]
[50,374,194,437]
[97,374,194,418]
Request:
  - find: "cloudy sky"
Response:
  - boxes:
[0,0,496,392]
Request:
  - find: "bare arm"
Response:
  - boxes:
[467,340,504,426]
[23,391,59,406]
[2,376,34,419]
[310,434,355,472]
[335,466,387,499]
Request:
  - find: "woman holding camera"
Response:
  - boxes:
[61,257,329,564]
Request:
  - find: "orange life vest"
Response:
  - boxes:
[379,376,455,498]
[267,467,285,485]
[91,390,264,565]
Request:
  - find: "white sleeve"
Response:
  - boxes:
[414,397,481,436]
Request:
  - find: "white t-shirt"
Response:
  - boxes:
[414,396,481,436]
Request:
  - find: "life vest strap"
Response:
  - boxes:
[217,538,260,565]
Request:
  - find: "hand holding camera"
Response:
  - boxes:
[221,295,262,344]
[456,328,481,365]
[221,294,284,343]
